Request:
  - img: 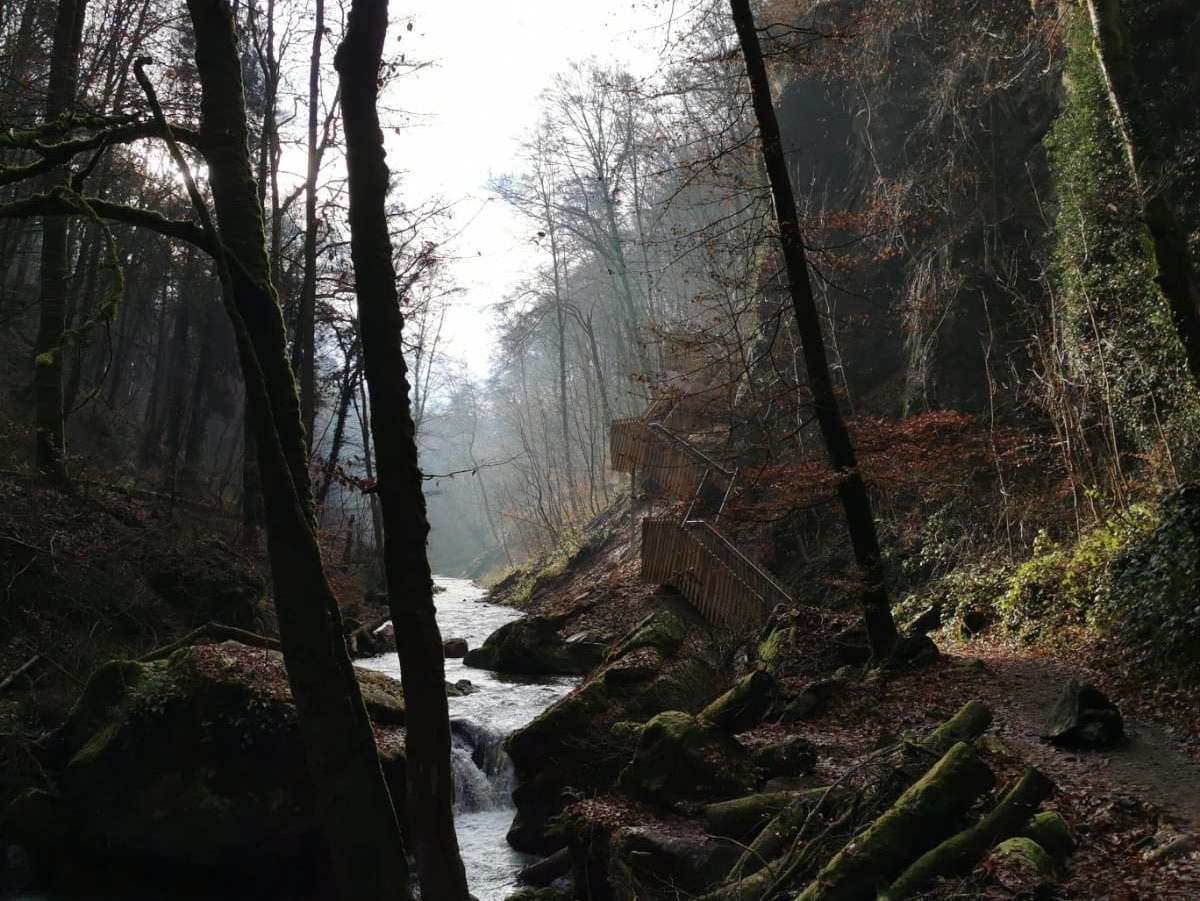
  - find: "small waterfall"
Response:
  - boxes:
[362,577,579,899]
[450,717,515,813]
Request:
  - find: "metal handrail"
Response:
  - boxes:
[683,519,792,608]
[646,421,733,478]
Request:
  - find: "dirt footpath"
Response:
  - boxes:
[935,641,1200,899]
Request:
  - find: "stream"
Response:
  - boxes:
[1,576,572,901]
[357,576,577,900]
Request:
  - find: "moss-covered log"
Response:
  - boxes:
[726,787,851,882]
[884,767,1054,900]
[139,623,281,662]
[700,805,855,901]
[794,742,994,901]
[700,669,777,733]
[705,791,801,840]
[918,700,992,759]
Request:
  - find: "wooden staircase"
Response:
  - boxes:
[611,335,792,628]
[641,519,791,627]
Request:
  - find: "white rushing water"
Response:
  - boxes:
[358,576,578,901]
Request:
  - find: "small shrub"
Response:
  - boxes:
[926,505,1157,642]
[997,509,1156,638]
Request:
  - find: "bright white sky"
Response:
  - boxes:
[386,0,676,379]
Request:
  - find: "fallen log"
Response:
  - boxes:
[700,669,777,733]
[705,788,841,841]
[794,741,995,901]
[917,699,992,759]
[138,622,281,662]
[700,806,855,901]
[726,786,853,881]
[884,767,1055,900]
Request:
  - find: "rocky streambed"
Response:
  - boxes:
[0,575,1098,901]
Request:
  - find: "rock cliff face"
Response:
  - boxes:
[0,642,408,895]
[763,0,1063,416]
[760,0,1199,421]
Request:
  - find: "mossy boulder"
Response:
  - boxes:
[0,642,408,894]
[774,676,849,723]
[505,615,718,852]
[752,735,817,779]
[1022,810,1076,860]
[605,610,687,662]
[562,817,741,901]
[618,711,757,805]
[985,837,1059,893]
[463,615,606,676]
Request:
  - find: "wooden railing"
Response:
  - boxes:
[641,518,789,627]
[662,339,706,375]
[610,420,710,496]
[612,352,794,628]
[610,418,652,473]
[683,520,791,611]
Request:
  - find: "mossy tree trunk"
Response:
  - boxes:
[183,1,413,898]
[729,0,898,658]
[32,0,87,483]
[1084,0,1200,385]
[886,767,1054,900]
[335,1,469,898]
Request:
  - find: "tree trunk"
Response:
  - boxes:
[136,286,174,469]
[240,409,261,548]
[178,296,219,494]
[162,260,198,489]
[729,0,898,658]
[292,0,323,450]
[183,2,413,897]
[549,217,576,516]
[316,341,359,509]
[335,3,469,898]
[62,225,104,414]
[32,0,87,482]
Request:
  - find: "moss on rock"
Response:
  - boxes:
[605,610,687,662]
[463,615,606,676]
[0,641,410,893]
[619,711,757,805]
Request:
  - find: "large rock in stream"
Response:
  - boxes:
[463,614,606,676]
[0,641,409,895]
